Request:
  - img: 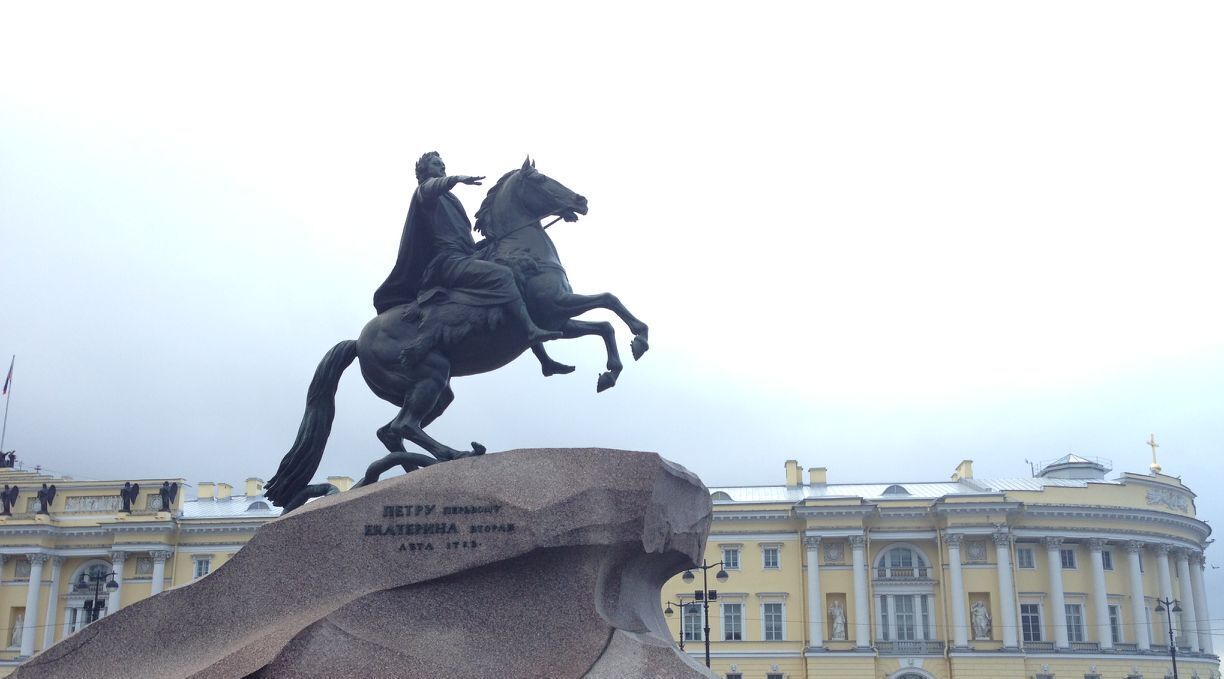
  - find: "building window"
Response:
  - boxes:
[722,603,743,641]
[878,546,928,578]
[722,547,740,570]
[1021,603,1043,642]
[766,674,784,679]
[193,558,212,579]
[895,596,917,641]
[1102,550,1114,570]
[682,603,703,641]
[1017,547,1036,569]
[1060,548,1077,569]
[763,603,784,640]
[1109,604,1122,643]
[879,595,890,641]
[726,675,743,679]
[1065,603,1085,642]
[762,546,780,569]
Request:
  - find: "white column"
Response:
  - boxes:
[20,554,48,657]
[1086,539,1113,649]
[106,551,125,615]
[40,557,64,651]
[1125,541,1150,651]
[946,534,969,648]
[804,537,824,648]
[850,535,870,648]
[1174,549,1200,653]
[150,550,172,595]
[1044,536,1069,649]
[1154,544,1175,646]
[993,531,1018,648]
[1189,552,1213,654]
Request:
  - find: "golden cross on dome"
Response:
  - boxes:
[1147,433,1161,474]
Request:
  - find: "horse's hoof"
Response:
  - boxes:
[631,335,649,360]
[471,442,487,456]
[597,372,617,392]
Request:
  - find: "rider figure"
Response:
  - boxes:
[373,152,562,346]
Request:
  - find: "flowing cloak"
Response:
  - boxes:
[373,177,519,313]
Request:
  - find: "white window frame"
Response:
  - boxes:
[1108,603,1123,644]
[1021,602,1043,642]
[1101,550,1114,571]
[682,601,703,642]
[1016,547,1036,569]
[1065,603,1085,642]
[721,601,743,641]
[761,543,781,570]
[720,544,742,570]
[761,601,786,641]
[1060,548,1077,569]
[193,556,212,579]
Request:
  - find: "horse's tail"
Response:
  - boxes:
[264,340,358,508]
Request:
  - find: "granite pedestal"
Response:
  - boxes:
[14,448,717,679]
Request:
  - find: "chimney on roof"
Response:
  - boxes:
[808,467,827,485]
[327,476,355,493]
[245,478,264,497]
[197,482,215,500]
[951,460,974,482]
[216,483,233,500]
[784,460,802,487]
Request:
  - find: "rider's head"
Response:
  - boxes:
[415,151,446,183]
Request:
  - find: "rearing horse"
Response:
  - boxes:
[265,159,649,510]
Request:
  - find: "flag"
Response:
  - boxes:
[1,356,11,395]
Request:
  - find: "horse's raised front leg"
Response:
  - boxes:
[560,319,623,392]
[552,292,650,360]
[531,344,575,376]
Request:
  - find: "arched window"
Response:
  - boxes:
[710,491,732,502]
[883,484,910,496]
[875,545,929,579]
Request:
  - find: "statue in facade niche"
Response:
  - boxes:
[971,600,992,639]
[265,156,649,511]
[829,600,847,640]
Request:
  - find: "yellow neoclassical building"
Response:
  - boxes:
[0,465,331,676]
[662,456,1218,679]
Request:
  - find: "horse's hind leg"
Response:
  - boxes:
[560,319,623,392]
[552,292,650,360]
[386,352,485,461]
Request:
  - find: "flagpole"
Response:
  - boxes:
[0,355,12,453]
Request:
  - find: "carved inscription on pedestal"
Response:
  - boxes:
[362,503,515,554]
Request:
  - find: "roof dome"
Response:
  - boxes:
[1036,453,1111,480]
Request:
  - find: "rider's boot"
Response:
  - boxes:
[512,300,562,344]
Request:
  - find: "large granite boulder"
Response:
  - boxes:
[15,448,717,679]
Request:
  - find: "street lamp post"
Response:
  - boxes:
[79,570,119,623]
[673,560,728,668]
[662,600,688,650]
[1154,597,1183,679]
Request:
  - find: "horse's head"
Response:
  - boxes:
[473,157,588,237]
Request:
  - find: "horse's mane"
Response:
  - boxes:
[472,169,519,236]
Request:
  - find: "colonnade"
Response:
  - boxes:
[4,548,173,657]
[801,531,1214,656]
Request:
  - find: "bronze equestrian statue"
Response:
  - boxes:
[265,156,648,511]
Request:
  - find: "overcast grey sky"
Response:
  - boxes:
[2,2,1222,617]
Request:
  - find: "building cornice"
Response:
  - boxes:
[1020,504,1210,541]
[793,503,877,519]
